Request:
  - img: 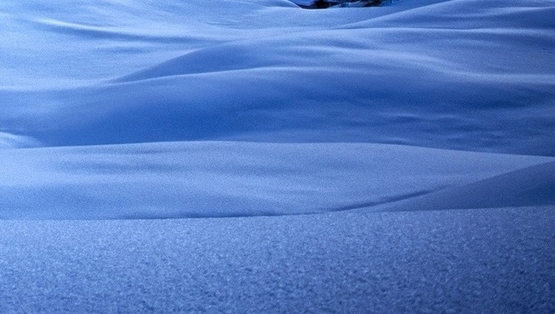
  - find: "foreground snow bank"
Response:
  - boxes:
[0,142,552,219]
[1,206,553,313]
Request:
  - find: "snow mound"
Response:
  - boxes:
[0,142,551,219]
[0,0,553,155]
[381,160,555,212]
[1,0,554,312]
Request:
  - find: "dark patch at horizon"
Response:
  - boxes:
[295,0,384,9]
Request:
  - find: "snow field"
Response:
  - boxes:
[1,0,554,312]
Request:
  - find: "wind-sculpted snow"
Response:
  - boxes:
[2,142,551,219]
[380,160,555,212]
[1,1,555,311]
[1,0,554,154]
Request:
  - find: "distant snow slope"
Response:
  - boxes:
[1,0,554,154]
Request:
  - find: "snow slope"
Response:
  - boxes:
[0,141,552,219]
[1,0,554,154]
[1,0,554,312]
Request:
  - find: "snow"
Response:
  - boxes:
[0,0,554,312]
[0,132,41,148]
[1,207,554,313]
[0,141,552,219]
[2,0,554,153]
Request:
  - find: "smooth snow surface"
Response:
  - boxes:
[1,0,555,312]
[1,0,554,154]
[0,141,552,219]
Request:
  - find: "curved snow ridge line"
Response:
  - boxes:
[32,18,209,44]
[379,160,555,212]
[108,21,555,84]
[110,44,278,83]
[0,142,550,220]
[108,36,455,83]
[115,189,437,219]
[108,30,380,83]
[0,132,42,149]
[318,189,438,212]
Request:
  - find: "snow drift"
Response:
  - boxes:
[0,0,554,312]
[0,141,552,219]
[1,0,554,154]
